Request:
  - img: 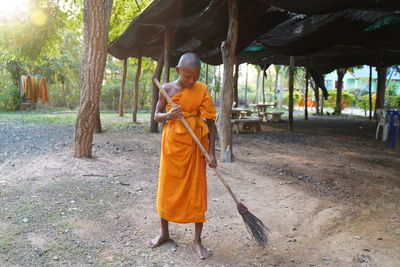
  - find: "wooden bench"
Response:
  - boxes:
[231,117,261,133]
[263,112,284,122]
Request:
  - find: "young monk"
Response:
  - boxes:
[149,53,217,259]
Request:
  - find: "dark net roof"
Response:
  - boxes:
[108,0,400,74]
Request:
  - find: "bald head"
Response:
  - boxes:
[177,53,201,69]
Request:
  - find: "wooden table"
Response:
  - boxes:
[250,103,275,115]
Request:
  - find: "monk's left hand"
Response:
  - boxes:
[208,153,218,168]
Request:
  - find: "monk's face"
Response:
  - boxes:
[176,66,200,88]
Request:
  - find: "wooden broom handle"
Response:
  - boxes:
[153,78,240,204]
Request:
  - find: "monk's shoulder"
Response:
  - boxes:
[194,81,208,93]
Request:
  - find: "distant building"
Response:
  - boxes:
[324,66,400,94]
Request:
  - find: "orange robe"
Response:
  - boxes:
[157,81,216,223]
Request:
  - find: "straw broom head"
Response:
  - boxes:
[237,202,269,247]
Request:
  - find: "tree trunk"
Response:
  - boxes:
[335,68,347,114]
[132,57,142,123]
[321,93,324,115]
[315,85,320,115]
[119,58,127,117]
[368,65,373,120]
[93,107,102,133]
[233,63,239,107]
[217,0,238,161]
[244,63,248,106]
[150,56,164,133]
[74,0,113,158]
[375,66,387,111]
[288,56,295,131]
[305,66,309,120]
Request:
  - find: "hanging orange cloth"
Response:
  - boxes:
[24,76,33,102]
[31,77,40,104]
[39,77,49,104]
[157,81,216,223]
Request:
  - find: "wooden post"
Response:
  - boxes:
[119,59,128,117]
[132,56,142,123]
[217,0,238,161]
[304,64,309,120]
[150,56,164,133]
[244,63,248,106]
[233,62,239,107]
[262,65,266,104]
[163,27,171,83]
[368,65,373,120]
[288,56,295,131]
[375,65,387,112]
[256,68,260,104]
[205,64,209,84]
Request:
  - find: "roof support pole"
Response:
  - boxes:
[375,65,387,113]
[119,58,128,117]
[304,61,309,120]
[279,65,284,108]
[262,65,266,104]
[288,56,295,131]
[368,65,373,120]
[205,64,209,85]
[150,56,164,133]
[163,27,172,83]
[244,63,249,107]
[132,56,142,123]
[217,0,238,161]
[233,62,239,107]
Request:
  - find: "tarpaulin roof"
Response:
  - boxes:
[108,0,400,75]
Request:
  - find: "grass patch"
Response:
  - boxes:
[0,109,151,126]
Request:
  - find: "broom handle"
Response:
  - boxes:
[153,78,240,204]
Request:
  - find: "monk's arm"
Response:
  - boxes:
[154,87,182,123]
[206,119,217,167]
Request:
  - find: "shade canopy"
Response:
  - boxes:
[108,0,400,74]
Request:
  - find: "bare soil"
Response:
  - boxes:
[0,116,399,266]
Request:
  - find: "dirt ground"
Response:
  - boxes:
[0,116,399,266]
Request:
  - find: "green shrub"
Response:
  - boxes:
[0,87,20,111]
[283,90,302,106]
[324,90,355,109]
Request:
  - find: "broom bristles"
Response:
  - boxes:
[238,203,269,247]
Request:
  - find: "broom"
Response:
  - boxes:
[153,78,269,247]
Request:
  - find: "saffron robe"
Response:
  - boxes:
[157,81,216,223]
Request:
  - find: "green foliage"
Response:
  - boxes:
[0,87,20,111]
[324,90,355,108]
[283,90,302,106]
[109,0,151,41]
[386,95,400,107]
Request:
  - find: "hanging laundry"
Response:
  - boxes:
[32,76,40,104]
[39,77,49,104]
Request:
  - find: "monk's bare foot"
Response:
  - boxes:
[148,233,169,248]
[193,240,212,259]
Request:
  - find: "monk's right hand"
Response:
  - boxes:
[167,105,182,120]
